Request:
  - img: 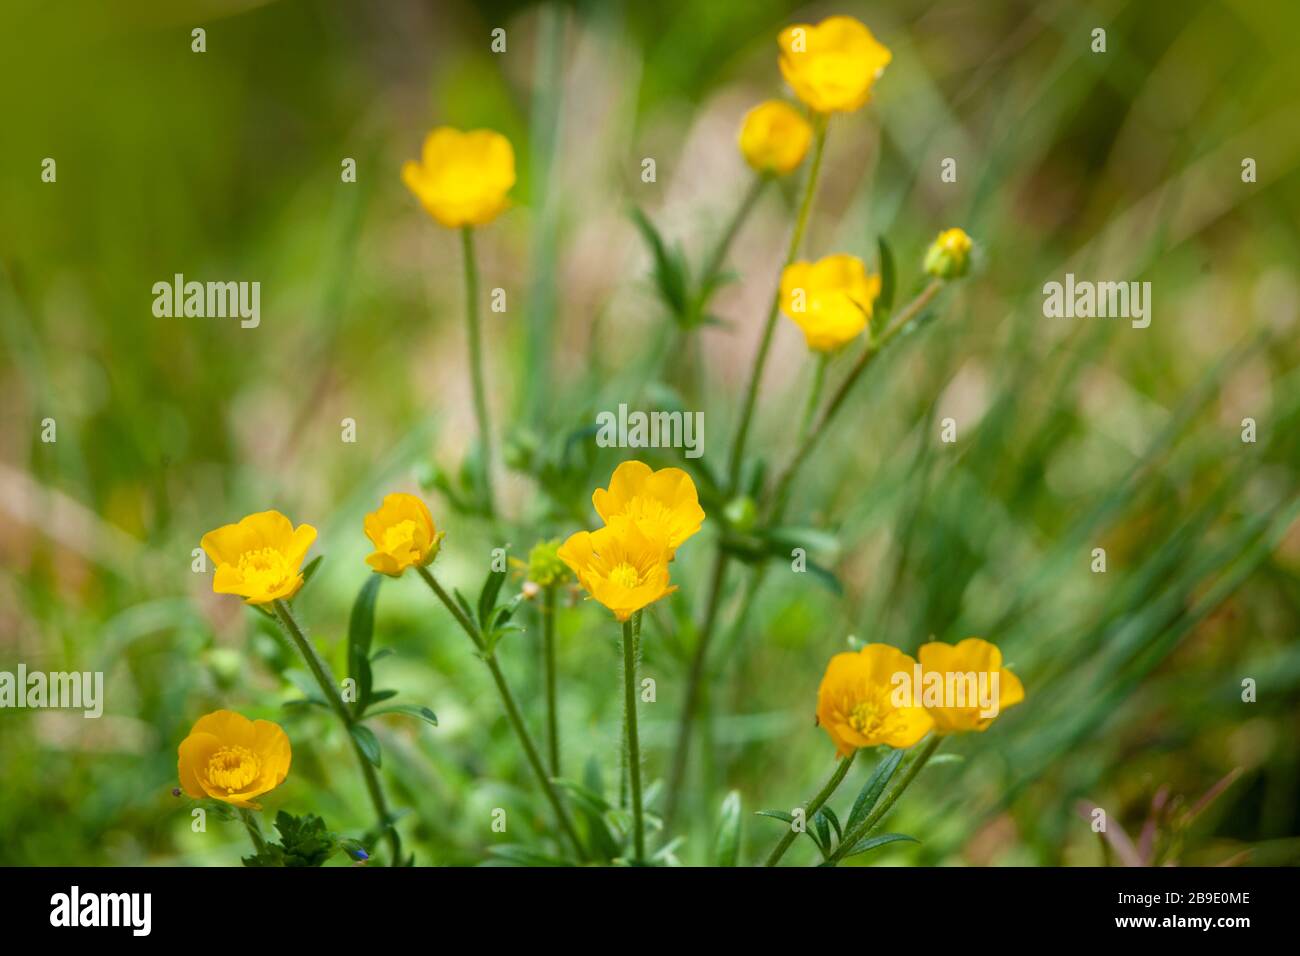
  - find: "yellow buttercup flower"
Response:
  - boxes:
[177,709,291,809]
[558,518,675,622]
[364,492,444,576]
[780,254,881,352]
[923,227,974,279]
[591,460,705,556]
[402,127,515,228]
[918,637,1024,733]
[201,510,317,605]
[738,100,813,176]
[816,644,933,757]
[778,16,892,114]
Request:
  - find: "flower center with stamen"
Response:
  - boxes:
[609,562,642,590]
[206,745,260,792]
[848,691,890,736]
[237,547,292,593]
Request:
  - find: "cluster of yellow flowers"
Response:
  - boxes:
[557,461,705,621]
[817,639,1024,758]
[178,14,1002,862]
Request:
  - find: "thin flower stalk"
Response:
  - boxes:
[271,599,400,863]
[763,751,857,866]
[415,565,586,859]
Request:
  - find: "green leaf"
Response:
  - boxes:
[845,748,904,834]
[299,555,324,591]
[452,587,476,627]
[842,832,919,859]
[350,723,381,768]
[819,805,843,844]
[876,235,896,320]
[347,575,382,716]
[367,689,399,705]
[484,845,575,867]
[755,809,796,825]
[554,776,620,861]
[812,808,832,858]
[629,206,690,323]
[242,811,339,867]
[712,790,742,867]
[477,568,507,628]
[365,704,438,727]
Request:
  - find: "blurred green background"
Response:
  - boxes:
[1,0,1298,866]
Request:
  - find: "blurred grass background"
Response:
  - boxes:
[1,0,1297,866]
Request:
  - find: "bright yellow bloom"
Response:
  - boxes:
[923,227,974,279]
[363,493,444,577]
[558,518,675,622]
[591,460,705,556]
[778,16,892,114]
[738,100,813,176]
[201,510,317,605]
[780,254,881,352]
[177,709,291,809]
[401,127,515,228]
[816,644,933,757]
[918,637,1024,733]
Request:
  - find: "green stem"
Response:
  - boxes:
[238,808,267,855]
[828,734,942,865]
[662,547,730,830]
[763,750,857,866]
[728,115,828,491]
[622,614,645,861]
[416,566,585,859]
[271,599,400,864]
[768,280,943,522]
[543,584,560,776]
[460,226,495,516]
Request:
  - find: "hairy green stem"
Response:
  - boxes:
[622,614,645,861]
[239,808,267,855]
[763,751,857,867]
[728,116,828,490]
[416,566,585,859]
[271,599,400,864]
[460,226,494,515]
[543,584,560,776]
[827,735,942,865]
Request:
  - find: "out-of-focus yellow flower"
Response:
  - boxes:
[778,16,892,114]
[401,127,515,228]
[923,227,974,279]
[178,709,291,809]
[816,644,933,757]
[780,254,881,352]
[558,518,675,622]
[525,538,571,588]
[918,637,1024,733]
[364,493,444,576]
[738,100,813,176]
[591,460,705,556]
[201,510,317,605]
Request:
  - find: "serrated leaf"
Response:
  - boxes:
[365,704,438,727]
[845,748,904,834]
[842,832,919,859]
[350,723,381,768]
[712,790,742,867]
